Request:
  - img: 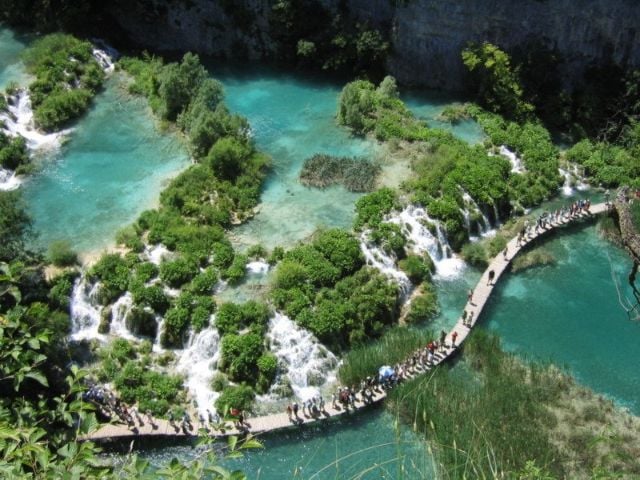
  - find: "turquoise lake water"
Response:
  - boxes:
[22,76,190,254]
[0,26,31,89]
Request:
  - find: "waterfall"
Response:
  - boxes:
[390,206,466,279]
[109,293,135,339]
[359,232,412,296]
[462,191,493,236]
[0,167,21,191]
[92,48,115,74]
[70,278,104,341]
[144,244,171,266]
[265,313,338,402]
[246,260,270,275]
[559,167,574,196]
[499,145,525,173]
[0,90,70,151]
[176,324,221,416]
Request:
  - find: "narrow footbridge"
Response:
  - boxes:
[84,202,610,443]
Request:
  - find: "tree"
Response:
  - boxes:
[0,191,32,262]
[207,137,252,180]
[462,42,534,121]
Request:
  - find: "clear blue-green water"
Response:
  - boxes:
[0,26,30,89]
[22,76,190,254]
[137,409,434,479]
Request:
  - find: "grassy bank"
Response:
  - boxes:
[386,330,640,479]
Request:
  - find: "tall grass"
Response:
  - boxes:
[338,327,433,387]
[387,330,567,479]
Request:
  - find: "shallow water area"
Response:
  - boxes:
[0,25,31,89]
[136,409,433,479]
[22,75,190,253]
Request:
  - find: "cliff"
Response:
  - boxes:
[106,0,640,89]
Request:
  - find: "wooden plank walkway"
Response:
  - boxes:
[84,202,609,443]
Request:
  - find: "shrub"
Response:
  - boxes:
[354,188,397,228]
[0,133,28,171]
[215,385,255,414]
[89,253,131,305]
[398,254,432,284]
[256,353,278,393]
[211,372,229,392]
[220,333,264,383]
[405,285,439,324]
[187,267,218,295]
[461,242,488,268]
[125,307,157,338]
[222,254,247,285]
[370,222,406,258]
[159,257,198,288]
[46,240,77,267]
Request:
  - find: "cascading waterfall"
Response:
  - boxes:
[70,278,104,341]
[462,191,493,237]
[265,312,338,401]
[144,244,171,266]
[499,145,525,174]
[0,90,69,151]
[359,232,412,296]
[390,206,466,279]
[0,167,21,191]
[246,260,270,275]
[176,323,221,416]
[109,292,135,339]
[559,167,574,196]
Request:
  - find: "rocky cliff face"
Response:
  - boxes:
[107,0,640,89]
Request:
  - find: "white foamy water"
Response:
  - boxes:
[266,312,338,401]
[246,260,269,275]
[109,292,136,339]
[462,191,494,238]
[0,167,21,190]
[176,324,221,416]
[70,278,104,341]
[390,206,466,279]
[0,90,69,151]
[144,244,171,266]
[92,48,115,74]
[360,233,412,296]
[499,145,525,174]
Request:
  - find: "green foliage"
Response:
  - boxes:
[220,333,265,383]
[125,307,158,338]
[89,253,131,305]
[47,270,78,311]
[299,153,380,192]
[159,257,199,288]
[0,191,32,263]
[354,188,398,228]
[211,372,229,392]
[312,229,363,277]
[256,353,278,393]
[339,327,433,386]
[216,301,270,337]
[370,222,406,258]
[398,254,432,284]
[46,240,77,267]
[215,385,255,414]
[405,284,439,324]
[187,267,218,295]
[462,42,534,121]
[115,225,144,252]
[22,34,104,131]
[222,253,247,285]
[0,132,28,171]
[461,242,488,268]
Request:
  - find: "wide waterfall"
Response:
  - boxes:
[265,312,338,402]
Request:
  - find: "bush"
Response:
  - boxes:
[222,254,247,285]
[405,285,439,324]
[187,267,218,295]
[215,385,255,414]
[0,133,28,171]
[47,240,77,267]
[257,353,278,393]
[159,257,198,288]
[354,188,397,228]
[125,307,157,338]
[370,222,406,258]
[47,270,78,310]
[220,333,264,383]
[398,254,432,284]
[299,154,380,192]
[89,253,131,305]
[211,372,229,392]
[461,242,488,268]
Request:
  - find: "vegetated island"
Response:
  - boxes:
[299,153,380,192]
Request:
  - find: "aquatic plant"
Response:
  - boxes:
[299,153,380,192]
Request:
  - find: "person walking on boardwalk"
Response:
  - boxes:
[292,402,299,419]
[286,404,292,420]
[439,330,447,350]
[487,270,495,285]
[503,246,509,260]
[467,289,474,305]
[451,331,458,348]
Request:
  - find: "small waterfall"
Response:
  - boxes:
[499,145,525,173]
[92,48,115,74]
[390,206,465,279]
[109,293,135,339]
[144,244,171,266]
[176,324,221,416]
[462,191,493,236]
[70,278,104,341]
[246,260,270,275]
[0,167,21,191]
[559,167,574,196]
[572,164,589,191]
[360,232,412,296]
[153,315,165,353]
[265,313,338,401]
[0,90,70,151]
[492,201,501,228]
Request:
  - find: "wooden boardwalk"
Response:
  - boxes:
[84,202,609,443]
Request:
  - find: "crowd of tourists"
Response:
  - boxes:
[82,384,155,431]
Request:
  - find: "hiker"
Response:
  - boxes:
[461,310,467,325]
[439,330,447,351]
[286,404,292,420]
[451,331,458,347]
[487,270,495,285]
[503,246,508,260]
[292,402,299,418]
[467,289,474,305]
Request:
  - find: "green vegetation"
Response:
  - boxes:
[46,240,78,267]
[270,228,401,350]
[388,330,640,479]
[22,33,104,131]
[511,247,556,273]
[0,131,29,172]
[338,327,433,387]
[215,301,270,336]
[0,190,32,262]
[215,385,256,414]
[354,187,398,229]
[299,153,380,192]
[462,42,534,121]
[404,285,438,324]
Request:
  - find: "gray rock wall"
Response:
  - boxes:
[107,0,640,89]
